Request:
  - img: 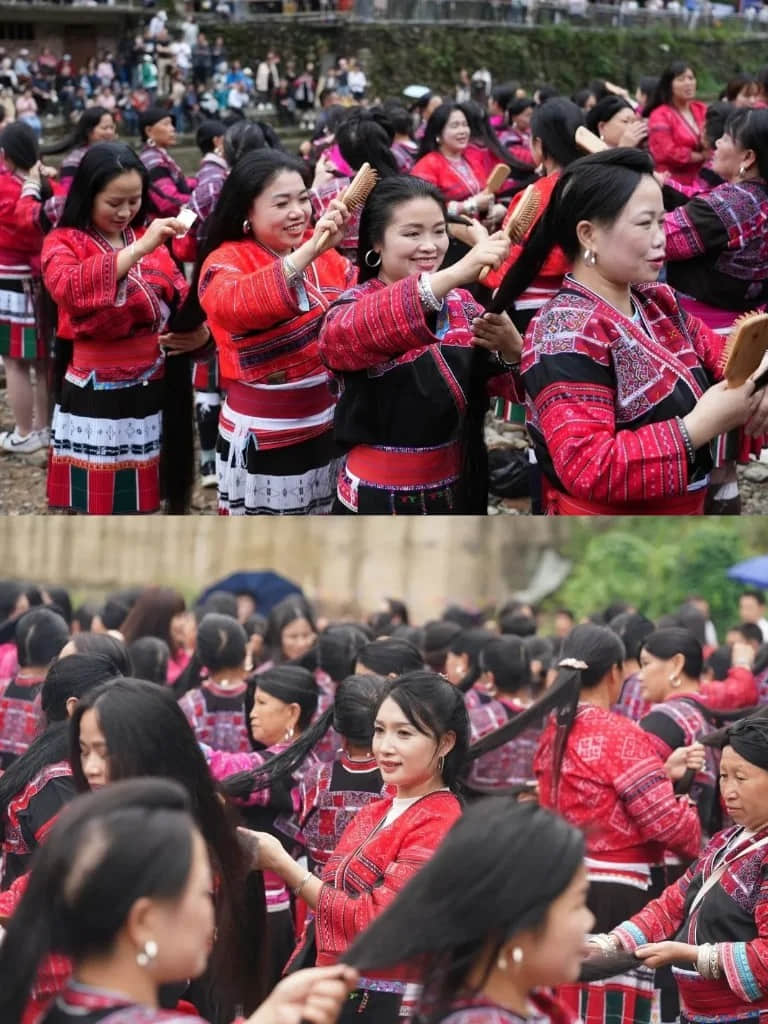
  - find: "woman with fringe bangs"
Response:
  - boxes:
[491,147,768,515]
[343,798,592,1024]
[41,142,210,514]
[318,176,521,515]
[239,671,467,1024]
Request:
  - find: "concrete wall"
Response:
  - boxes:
[0,518,571,620]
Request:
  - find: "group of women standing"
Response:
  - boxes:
[2,57,768,514]
[3,585,768,1024]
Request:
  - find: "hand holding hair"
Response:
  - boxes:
[245,965,359,1024]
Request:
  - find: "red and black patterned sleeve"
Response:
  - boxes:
[612,724,702,859]
[523,314,690,503]
[199,246,301,335]
[315,802,461,959]
[319,277,437,372]
[665,198,729,263]
[41,230,119,314]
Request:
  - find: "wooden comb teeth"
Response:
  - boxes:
[720,310,768,387]
[314,162,378,252]
[478,184,541,284]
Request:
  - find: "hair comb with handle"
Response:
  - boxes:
[314,162,378,252]
[719,311,768,391]
[478,183,541,284]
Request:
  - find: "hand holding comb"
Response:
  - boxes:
[719,312,768,392]
[477,183,541,283]
[314,162,378,252]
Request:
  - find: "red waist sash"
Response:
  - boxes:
[226,378,333,419]
[542,480,705,516]
[72,334,159,370]
[346,441,461,488]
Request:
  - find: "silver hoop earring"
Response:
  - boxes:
[136,939,158,967]
[242,219,251,235]
[364,249,381,268]
[284,725,295,741]
[738,164,746,177]
[583,248,597,267]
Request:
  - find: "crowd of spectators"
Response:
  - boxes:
[0,13,369,140]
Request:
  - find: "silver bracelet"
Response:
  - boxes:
[282,255,303,286]
[417,273,443,313]
[591,933,621,953]
[676,416,696,464]
[21,179,41,199]
[697,943,721,979]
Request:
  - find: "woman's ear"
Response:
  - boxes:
[671,652,686,679]
[575,218,598,252]
[438,729,456,758]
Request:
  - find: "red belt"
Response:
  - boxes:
[542,480,705,516]
[226,378,333,419]
[346,442,461,488]
[72,334,159,370]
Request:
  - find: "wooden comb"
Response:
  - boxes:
[478,184,541,283]
[485,163,511,195]
[719,311,768,390]
[575,126,609,154]
[314,162,378,252]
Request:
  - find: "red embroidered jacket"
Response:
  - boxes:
[534,704,701,864]
[410,145,497,202]
[199,235,354,387]
[648,101,707,184]
[522,278,724,506]
[318,276,521,452]
[41,226,188,381]
[309,790,461,970]
[0,169,45,272]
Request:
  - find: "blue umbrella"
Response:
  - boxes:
[196,571,303,614]
[726,556,768,588]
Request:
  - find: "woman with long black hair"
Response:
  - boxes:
[179,149,353,515]
[318,175,521,514]
[241,671,468,1024]
[491,148,768,515]
[69,678,269,1023]
[0,121,52,455]
[41,106,116,226]
[344,798,593,1024]
[41,142,209,514]
[0,778,358,1024]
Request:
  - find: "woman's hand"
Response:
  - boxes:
[246,966,359,1024]
[665,742,706,781]
[473,190,495,215]
[484,202,507,228]
[292,198,349,270]
[683,377,764,449]
[237,827,287,872]
[159,324,210,355]
[472,311,522,364]
[617,120,649,148]
[311,154,336,190]
[745,351,768,436]
[456,231,511,283]
[634,942,698,968]
[136,216,187,256]
[448,217,489,248]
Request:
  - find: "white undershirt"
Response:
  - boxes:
[381,789,449,827]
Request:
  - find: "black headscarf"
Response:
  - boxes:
[727,715,768,770]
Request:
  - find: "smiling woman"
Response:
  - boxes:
[184,149,355,515]
[318,175,523,514]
